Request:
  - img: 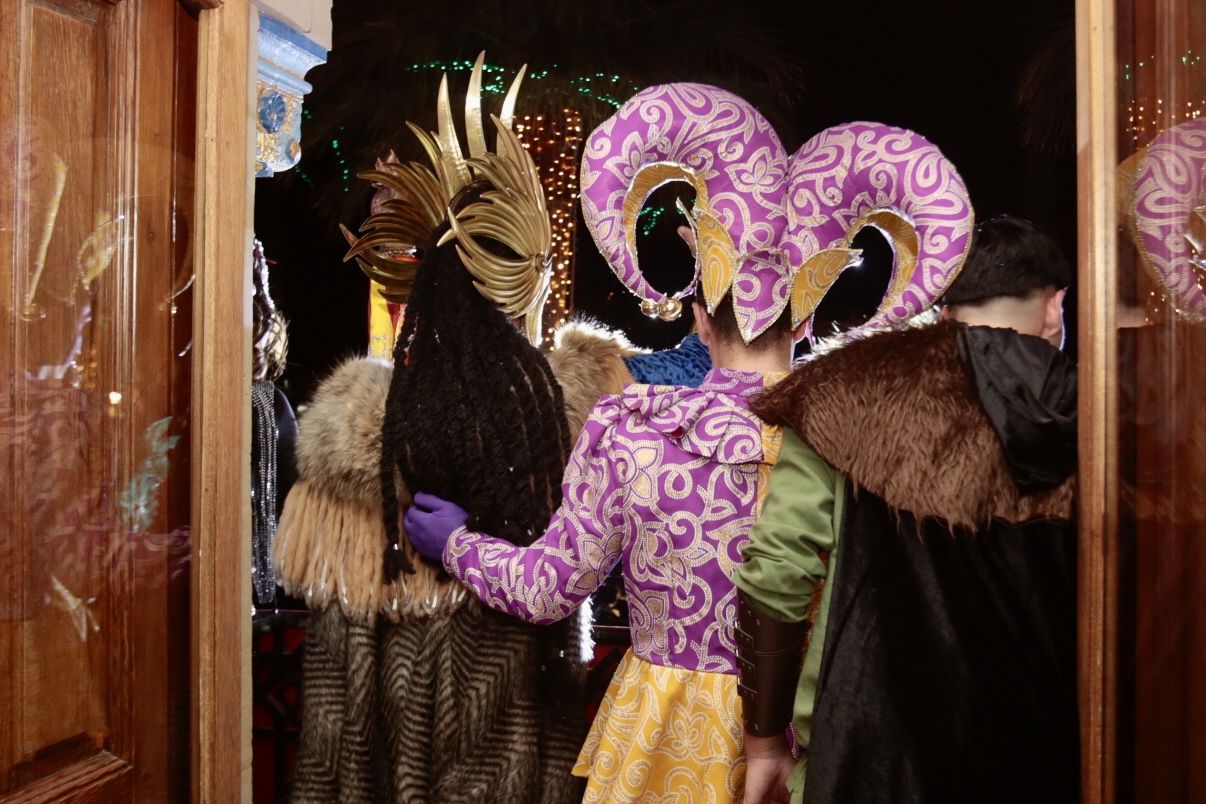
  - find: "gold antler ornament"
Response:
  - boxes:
[342,52,553,345]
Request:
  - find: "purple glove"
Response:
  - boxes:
[403,492,469,561]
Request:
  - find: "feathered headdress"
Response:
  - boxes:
[580,83,975,342]
[341,52,554,345]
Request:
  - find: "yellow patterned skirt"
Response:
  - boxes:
[573,649,745,803]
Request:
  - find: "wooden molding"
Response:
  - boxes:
[191,3,253,802]
[1075,0,1119,802]
[179,0,222,17]
[4,753,132,804]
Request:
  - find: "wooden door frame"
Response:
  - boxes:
[191,1,254,801]
[178,1,1142,800]
[1076,0,1119,802]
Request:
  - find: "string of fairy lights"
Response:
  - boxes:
[638,204,676,236]
[405,59,638,109]
[1123,49,1204,146]
[513,109,584,339]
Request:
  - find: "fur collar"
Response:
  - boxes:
[295,357,393,505]
[546,319,638,437]
[752,322,1074,527]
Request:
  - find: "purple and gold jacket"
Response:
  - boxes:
[443,368,782,674]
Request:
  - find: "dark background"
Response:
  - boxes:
[254,0,1077,405]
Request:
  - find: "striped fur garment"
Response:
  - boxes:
[291,599,588,803]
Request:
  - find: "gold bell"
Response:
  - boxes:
[657,298,682,321]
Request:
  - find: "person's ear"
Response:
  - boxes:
[938,305,951,322]
[791,318,809,345]
[1042,288,1067,348]
[692,301,713,347]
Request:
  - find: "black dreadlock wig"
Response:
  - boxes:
[378,205,572,580]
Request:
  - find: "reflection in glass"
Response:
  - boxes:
[1113,7,1206,798]
[2,127,194,804]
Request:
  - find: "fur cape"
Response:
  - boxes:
[755,322,1080,804]
[274,320,638,623]
[752,321,1074,526]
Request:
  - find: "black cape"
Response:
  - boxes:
[754,322,1079,804]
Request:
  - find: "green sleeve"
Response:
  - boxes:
[736,427,846,804]
[735,428,841,622]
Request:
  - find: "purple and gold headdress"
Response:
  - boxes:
[580,83,792,339]
[580,83,975,342]
[786,122,975,333]
[1130,118,1206,320]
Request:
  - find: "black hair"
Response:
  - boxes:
[378,217,571,579]
[942,216,1071,306]
[703,294,793,350]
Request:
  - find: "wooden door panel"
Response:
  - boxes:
[4,754,131,804]
[1,0,196,799]
[3,0,125,791]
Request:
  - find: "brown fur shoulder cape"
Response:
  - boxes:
[752,321,1074,527]
[273,321,637,623]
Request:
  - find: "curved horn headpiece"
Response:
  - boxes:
[785,122,975,333]
[581,85,975,343]
[1130,118,1206,321]
[580,83,789,334]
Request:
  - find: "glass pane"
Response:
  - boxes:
[0,2,196,799]
[1115,0,1206,799]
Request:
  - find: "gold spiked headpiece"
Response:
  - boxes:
[342,53,553,345]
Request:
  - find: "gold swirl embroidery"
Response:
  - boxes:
[575,651,745,804]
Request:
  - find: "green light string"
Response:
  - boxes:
[403,60,636,108]
[296,108,317,187]
[570,74,630,110]
[636,204,687,237]
[1123,49,1201,80]
[638,205,666,236]
[331,125,350,192]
